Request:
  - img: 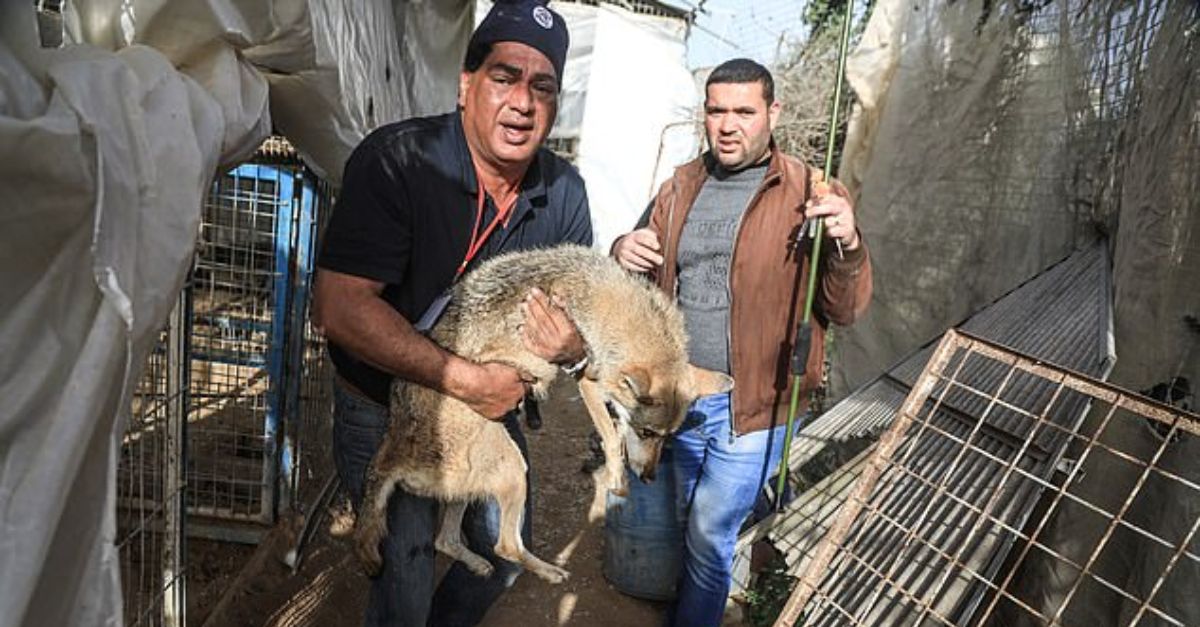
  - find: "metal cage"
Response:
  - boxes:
[188,161,325,528]
[118,143,334,626]
[119,294,189,627]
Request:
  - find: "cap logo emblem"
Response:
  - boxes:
[532,6,554,29]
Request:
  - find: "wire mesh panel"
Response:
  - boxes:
[834,0,1199,395]
[189,154,331,527]
[117,140,333,623]
[188,164,294,522]
[119,295,188,627]
[287,176,336,514]
[778,330,1200,626]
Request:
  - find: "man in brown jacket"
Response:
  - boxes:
[612,58,872,626]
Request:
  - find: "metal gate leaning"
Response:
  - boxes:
[775,329,1200,626]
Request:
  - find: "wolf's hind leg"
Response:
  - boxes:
[491,477,570,584]
[485,439,569,584]
[435,500,494,577]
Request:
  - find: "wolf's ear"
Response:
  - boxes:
[621,366,651,398]
[688,365,734,397]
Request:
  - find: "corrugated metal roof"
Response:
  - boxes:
[734,240,1115,608]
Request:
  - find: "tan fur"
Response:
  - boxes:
[353,245,732,584]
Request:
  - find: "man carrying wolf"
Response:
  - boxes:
[313,1,590,625]
[613,58,873,626]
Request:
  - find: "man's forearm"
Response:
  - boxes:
[313,268,531,419]
[319,288,477,398]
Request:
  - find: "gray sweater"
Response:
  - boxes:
[676,162,767,374]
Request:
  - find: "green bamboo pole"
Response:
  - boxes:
[774,0,856,510]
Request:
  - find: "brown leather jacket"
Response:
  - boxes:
[640,144,872,434]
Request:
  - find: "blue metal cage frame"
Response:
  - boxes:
[186,160,324,529]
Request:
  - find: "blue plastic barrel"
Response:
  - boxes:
[602,443,683,601]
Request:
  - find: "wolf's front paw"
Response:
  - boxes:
[461,553,495,578]
[607,470,629,497]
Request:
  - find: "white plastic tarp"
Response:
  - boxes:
[477,0,700,251]
[66,0,474,183]
[834,0,1199,621]
[1,1,472,625]
[569,3,699,251]
[250,0,474,181]
[1,7,225,626]
[836,0,1197,399]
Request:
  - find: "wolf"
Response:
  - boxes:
[353,244,732,584]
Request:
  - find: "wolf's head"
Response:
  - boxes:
[601,363,733,482]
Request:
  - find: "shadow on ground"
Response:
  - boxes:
[199,378,665,627]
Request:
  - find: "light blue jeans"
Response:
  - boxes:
[331,380,530,626]
[668,392,789,627]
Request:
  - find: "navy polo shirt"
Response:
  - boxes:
[318,111,593,404]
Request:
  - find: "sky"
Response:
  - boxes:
[660,0,812,70]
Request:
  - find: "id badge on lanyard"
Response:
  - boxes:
[414,178,516,335]
[414,290,453,334]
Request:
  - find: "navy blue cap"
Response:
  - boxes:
[470,1,569,85]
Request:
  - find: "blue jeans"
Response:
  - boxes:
[668,393,789,627]
[332,380,530,626]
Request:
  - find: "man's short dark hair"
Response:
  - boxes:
[706,58,775,105]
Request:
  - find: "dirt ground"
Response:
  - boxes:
[196,378,666,627]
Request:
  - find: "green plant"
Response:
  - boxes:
[744,551,797,627]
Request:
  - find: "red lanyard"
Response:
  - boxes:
[456,177,517,278]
